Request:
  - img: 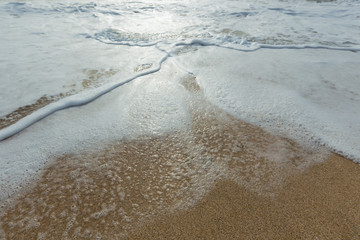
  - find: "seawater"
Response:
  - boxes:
[0,0,360,201]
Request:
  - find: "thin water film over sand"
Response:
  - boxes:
[1,0,360,238]
[0,68,120,130]
[0,75,327,239]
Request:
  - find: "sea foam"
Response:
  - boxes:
[1,0,360,202]
[175,46,360,162]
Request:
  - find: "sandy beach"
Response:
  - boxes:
[128,154,360,239]
[1,76,360,239]
[1,0,360,238]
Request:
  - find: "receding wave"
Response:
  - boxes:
[0,74,328,239]
[0,35,359,142]
[0,68,120,131]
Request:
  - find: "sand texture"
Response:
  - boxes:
[1,75,359,239]
[128,154,360,239]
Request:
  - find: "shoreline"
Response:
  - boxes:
[2,147,359,239]
[1,75,359,239]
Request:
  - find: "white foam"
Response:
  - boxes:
[0,48,169,141]
[1,0,360,203]
[175,46,360,162]
[0,36,162,117]
[0,59,190,201]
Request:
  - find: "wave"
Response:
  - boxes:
[1,34,359,142]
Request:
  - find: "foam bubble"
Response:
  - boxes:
[1,0,360,218]
[175,46,360,162]
[0,60,190,202]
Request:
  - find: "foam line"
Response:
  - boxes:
[94,34,161,47]
[172,39,260,52]
[173,39,360,52]
[0,51,170,141]
[95,36,360,53]
[1,39,358,141]
[259,44,360,52]
[95,38,161,47]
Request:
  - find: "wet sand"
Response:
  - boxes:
[1,75,360,239]
[128,154,360,239]
[0,68,117,131]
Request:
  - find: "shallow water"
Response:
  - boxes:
[0,72,328,239]
[0,0,360,212]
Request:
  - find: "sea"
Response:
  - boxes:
[0,0,360,204]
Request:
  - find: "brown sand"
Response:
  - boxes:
[0,95,57,130]
[0,68,118,130]
[1,74,360,239]
[128,154,360,239]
